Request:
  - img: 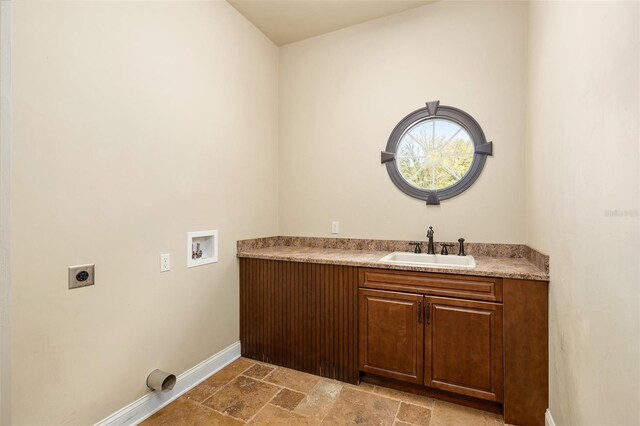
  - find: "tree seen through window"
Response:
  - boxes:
[396,119,474,190]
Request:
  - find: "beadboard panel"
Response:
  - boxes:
[239,258,359,384]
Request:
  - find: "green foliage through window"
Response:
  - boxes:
[397,119,474,190]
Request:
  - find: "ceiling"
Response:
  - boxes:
[227,0,435,46]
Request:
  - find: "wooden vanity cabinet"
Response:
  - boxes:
[425,296,503,402]
[359,289,424,384]
[358,269,548,425]
[240,259,548,425]
[358,288,503,403]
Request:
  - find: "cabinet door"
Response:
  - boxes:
[425,297,503,402]
[359,289,424,384]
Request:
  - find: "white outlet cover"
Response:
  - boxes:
[160,253,170,272]
[331,221,339,234]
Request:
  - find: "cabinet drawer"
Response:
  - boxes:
[359,269,502,302]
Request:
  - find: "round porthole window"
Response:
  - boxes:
[381,101,493,205]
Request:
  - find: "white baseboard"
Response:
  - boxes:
[95,341,241,426]
[545,409,556,426]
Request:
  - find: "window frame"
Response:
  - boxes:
[381,101,493,205]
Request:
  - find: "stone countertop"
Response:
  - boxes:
[237,245,549,281]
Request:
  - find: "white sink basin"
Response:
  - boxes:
[379,252,476,268]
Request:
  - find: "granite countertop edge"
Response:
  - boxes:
[237,247,550,281]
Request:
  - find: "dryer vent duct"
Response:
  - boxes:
[146,369,176,392]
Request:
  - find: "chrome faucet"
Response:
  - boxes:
[426,226,435,254]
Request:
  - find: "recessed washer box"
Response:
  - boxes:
[187,230,218,268]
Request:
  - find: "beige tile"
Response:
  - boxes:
[248,404,321,425]
[294,380,342,419]
[373,385,435,408]
[484,411,505,426]
[153,361,505,426]
[321,387,400,425]
[243,363,276,380]
[264,367,321,393]
[228,357,255,371]
[342,381,376,394]
[141,397,243,426]
[271,388,306,411]
[183,384,217,404]
[185,358,254,402]
[358,382,376,392]
[397,402,432,426]
[206,358,255,388]
[203,375,280,421]
[430,400,503,426]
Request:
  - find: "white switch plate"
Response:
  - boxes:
[331,221,339,234]
[160,254,170,272]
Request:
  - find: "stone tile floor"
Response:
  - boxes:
[142,358,505,425]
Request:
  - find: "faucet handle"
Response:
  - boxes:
[457,238,466,256]
[408,242,422,254]
[440,243,455,255]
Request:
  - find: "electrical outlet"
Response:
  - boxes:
[331,221,339,234]
[68,264,95,289]
[160,254,170,272]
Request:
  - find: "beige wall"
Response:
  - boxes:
[10,1,278,424]
[8,1,640,425]
[278,1,528,244]
[527,2,640,425]
[0,2,11,425]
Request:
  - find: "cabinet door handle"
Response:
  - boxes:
[417,301,422,323]
[426,302,431,325]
